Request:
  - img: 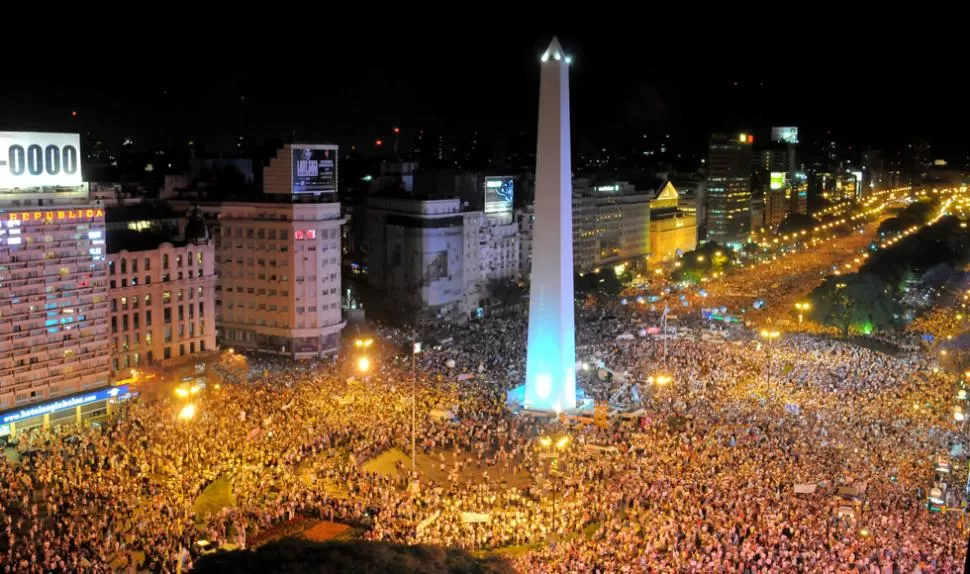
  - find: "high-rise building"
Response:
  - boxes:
[705,133,754,246]
[516,180,653,278]
[169,141,345,358]
[179,201,345,358]
[0,132,117,431]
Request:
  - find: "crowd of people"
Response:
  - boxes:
[0,273,966,572]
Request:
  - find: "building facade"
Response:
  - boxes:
[365,197,521,324]
[366,198,467,323]
[648,182,697,262]
[171,201,345,358]
[517,180,653,277]
[106,238,216,374]
[0,206,111,411]
[706,133,754,247]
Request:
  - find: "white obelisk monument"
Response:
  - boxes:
[524,37,576,411]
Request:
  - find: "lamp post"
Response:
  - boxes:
[759,329,781,387]
[412,339,421,471]
[539,434,570,539]
[794,302,811,325]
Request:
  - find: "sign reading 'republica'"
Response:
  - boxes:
[291,144,337,194]
[0,132,82,189]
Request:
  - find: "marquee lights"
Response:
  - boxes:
[5,208,104,222]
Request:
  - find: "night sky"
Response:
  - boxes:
[1,33,967,159]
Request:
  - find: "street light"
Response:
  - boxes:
[538,434,571,539]
[354,337,374,349]
[178,403,197,421]
[357,356,371,373]
[794,302,811,324]
[647,374,672,386]
[174,387,189,399]
[759,329,781,387]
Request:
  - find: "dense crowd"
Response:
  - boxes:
[0,285,966,572]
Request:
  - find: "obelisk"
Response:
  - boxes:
[524,37,576,411]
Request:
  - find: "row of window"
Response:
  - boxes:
[219,227,339,239]
[108,269,206,289]
[108,252,204,275]
[112,339,207,370]
[109,288,205,311]
[110,302,205,332]
[112,321,205,348]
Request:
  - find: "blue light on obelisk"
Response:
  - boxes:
[524,37,576,412]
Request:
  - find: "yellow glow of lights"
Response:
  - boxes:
[178,404,197,420]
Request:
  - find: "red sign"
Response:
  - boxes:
[6,208,104,222]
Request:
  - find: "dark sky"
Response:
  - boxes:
[1,32,967,159]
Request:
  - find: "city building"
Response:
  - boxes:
[764,184,787,229]
[174,200,346,358]
[516,180,653,277]
[0,131,123,436]
[648,182,697,262]
[167,142,346,358]
[365,197,468,323]
[364,196,520,324]
[105,208,216,375]
[574,181,652,274]
[705,133,754,247]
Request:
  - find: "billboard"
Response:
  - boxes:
[0,132,82,189]
[771,127,799,144]
[291,144,337,193]
[770,172,786,190]
[484,176,514,214]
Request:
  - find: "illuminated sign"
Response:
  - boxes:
[595,184,619,192]
[0,132,82,188]
[0,385,131,425]
[771,127,799,144]
[770,172,786,190]
[4,208,103,223]
[291,144,337,194]
[484,176,514,214]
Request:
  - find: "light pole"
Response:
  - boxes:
[794,302,810,325]
[539,434,570,539]
[759,329,781,387]
[411,339,421,471]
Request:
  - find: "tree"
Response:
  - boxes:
[670,242,737,283]
[574,268,625,299]
[809,273,898,336]
[485,278,523,307]
[777,213,814,235]
[194,539,514,574]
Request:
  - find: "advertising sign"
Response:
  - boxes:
[0,132,82,189]
[291,145,337,193]
[0,385,130,426]
[484,176,514,214]
[771,127,799,144]
[770,172,786,190]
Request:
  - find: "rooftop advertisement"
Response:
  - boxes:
[0,132,82,189]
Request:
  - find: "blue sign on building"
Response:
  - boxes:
[0,385,131,425]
